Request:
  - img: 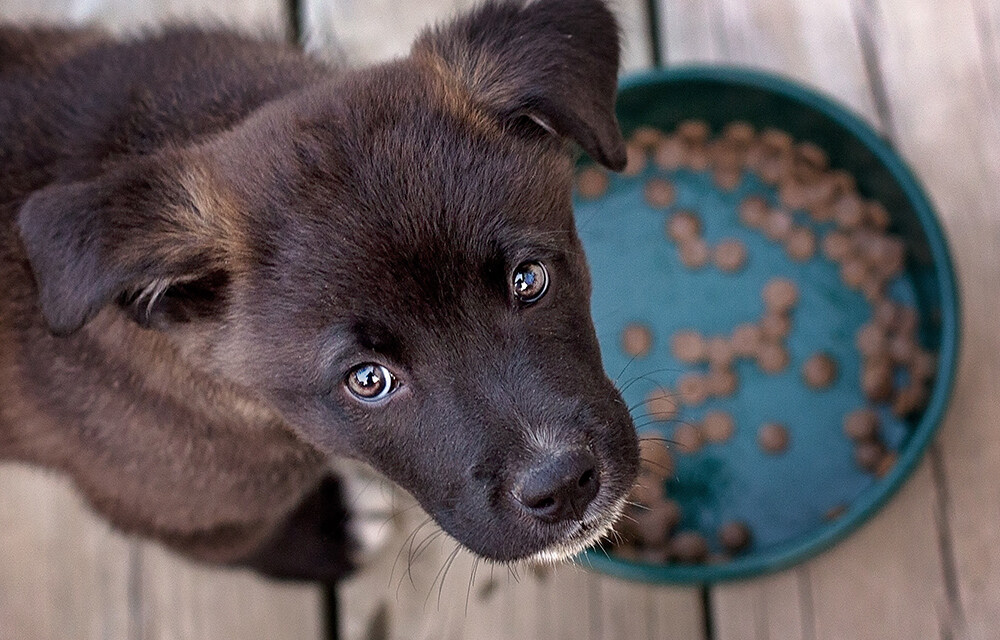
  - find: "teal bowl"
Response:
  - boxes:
[576,67,960,583]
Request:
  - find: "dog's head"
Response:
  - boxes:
[17,0,639,563]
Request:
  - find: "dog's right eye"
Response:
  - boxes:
[345,363,398,402]
[512,261,549,304]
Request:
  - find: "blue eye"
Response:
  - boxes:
[346,363,398,402]
[512,261,548,303]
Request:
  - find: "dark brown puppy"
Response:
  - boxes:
[0,0,639,581]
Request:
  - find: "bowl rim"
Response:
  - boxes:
[579,65,962,584]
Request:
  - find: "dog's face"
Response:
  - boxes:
[17,0,640,563]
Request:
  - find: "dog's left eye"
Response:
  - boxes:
[512,261,548,303]
[345,364,398,402]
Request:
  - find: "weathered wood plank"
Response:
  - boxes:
[301,0,654,71]
[865,0,1000,637]
[656,0,954,638]
[0,0,289,36]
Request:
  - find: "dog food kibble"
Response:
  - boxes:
[677,374,709,407]
[866,202,891,230]
[911,349,937,380]
[873,299,898,329]
[803,353,838,389]
[892,382,929,417]
[785,226,817,261]
[844,408,879,441]
[713,168,742,191]
[895,306,919,336]
[677,119,711,143]
[760,312,791,341]
[671,330,706,363]
[833,193,865,229]
[644,177,676,209]
[840,259,867,289]
[621,323,653,357]
[701,410,735,443]
[645,387,679,421]
[739,196,769,228]
[708,368,738,397]
[576,167,608,199]
[631,126,663,149]
[889,334,917,364]
[654,136,686,170]
[672,422,704,453]
[731,323,763,356]
[875,451,898,478]
[762,278,798,313]
[856,323,888,357]
[713,239,748,273]
[764,209,795,242]
[636,501,680,546]
[718,521,752,553]
[862,359,894,402]
[670,531,709,563]
[758,342,790,374]
[723,121,755,144]
[667,211,701,242]
[821,230,852,262]
[854,439,885,472]
[622,142,647,176]
[758,423,790,453]
[679,239,711,269]
[639,437,675,477]
[706,337,734,367]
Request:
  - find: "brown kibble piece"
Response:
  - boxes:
[672,422,704,453]
[875,451,898,478]
[679,238,711,269]
[824,504,847,521]
[821,230,853,262]
[862,359,894,402]
[576,167,608,199]
[701,410,735,443]
[640,437,675,477]
[739,196,769,228]
[706,337,734,367]
[644,177,676,208]
[667,211,702,242]
[856,323,888,357]
[714,239,748,273]
[672,330,707,363]
[758,342,790,374]
[833,193,865,229]
[723,121,755,144]
[677,374,709,407]
[785,226,817,261]
[889,334,917,365]
[855,439,886,472]
[895,306,919,336]
[840,259,867,288]
[645,387,679,422]
[797,142,829,170]
[844,408,880,441]
[892,382,929,417]
[731,323,763,356]
[779,180,809,210]
[873,299,899,329]
[622,142,647,176]
[635,500,680,546]
[803,352,838,389]
[621,323,653,357]
[761,128,794,151]
[866,202,892,230]
[654,136,686,170]
[677,119,711,143]
[631,126,663,149]
[763,278,798,313]
[670,531,709,563]
[758,423,790,453]
[713,168,742,191]
[718,521,752,552]
[764,209,795,242]
[911,349,937,381]
[708,368,738,397]
[760,312,792,341]
[685,144,711,171]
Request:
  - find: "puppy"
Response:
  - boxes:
[0,0,639,581]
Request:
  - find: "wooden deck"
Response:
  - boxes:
[1,0,998,638]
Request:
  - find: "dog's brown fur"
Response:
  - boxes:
[0,0,636,581]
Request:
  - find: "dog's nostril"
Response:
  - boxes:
[515,449,600,523]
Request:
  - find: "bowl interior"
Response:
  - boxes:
[576,68,958,583]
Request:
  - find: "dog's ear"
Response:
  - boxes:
[413,0,627,170]
[16,152,237,335]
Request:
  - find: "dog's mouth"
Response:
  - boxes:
[520,494,628,565]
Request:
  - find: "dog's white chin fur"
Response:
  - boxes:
[521,495,628,566]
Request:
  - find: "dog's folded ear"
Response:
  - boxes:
[413,0,627,170]
[16,153,235,335]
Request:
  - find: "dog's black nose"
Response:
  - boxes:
[514,449,600,522]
